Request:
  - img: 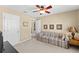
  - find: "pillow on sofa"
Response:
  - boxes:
[74,37,79,40]
[74,33,79,40]
[74,37,79,41]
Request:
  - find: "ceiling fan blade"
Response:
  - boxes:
[33,9,40,12]
[45,11,50,13]
[33,10,38,12]
[36,5,41,8]
[45,5,52,9]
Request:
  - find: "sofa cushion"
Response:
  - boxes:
[74,33,79,40]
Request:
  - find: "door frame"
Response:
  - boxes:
[35,19,41,33]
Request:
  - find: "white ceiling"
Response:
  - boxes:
[2,5,79,17]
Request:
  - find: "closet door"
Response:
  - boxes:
[3,13,20,46]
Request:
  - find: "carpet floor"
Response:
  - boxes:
[14,39,79,53]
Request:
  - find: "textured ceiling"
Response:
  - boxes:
[2,5,79,17]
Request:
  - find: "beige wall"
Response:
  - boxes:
[0,6,79,41]
[40,10,79,33]
[0,6,34,41]
[20,14,33,41]
[76,10,79,31]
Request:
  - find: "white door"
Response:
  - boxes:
[3,13,20,46]
[35,19,41,33]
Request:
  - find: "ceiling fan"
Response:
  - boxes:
[33,5,52,15]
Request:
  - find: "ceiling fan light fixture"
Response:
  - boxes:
[40,10,45,13]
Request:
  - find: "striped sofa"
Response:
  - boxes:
[36,31,69,48]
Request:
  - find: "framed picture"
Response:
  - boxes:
[23,22,28,27]
[49,24,54,29]
[56,24,62,30]
[44,25,48,29]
